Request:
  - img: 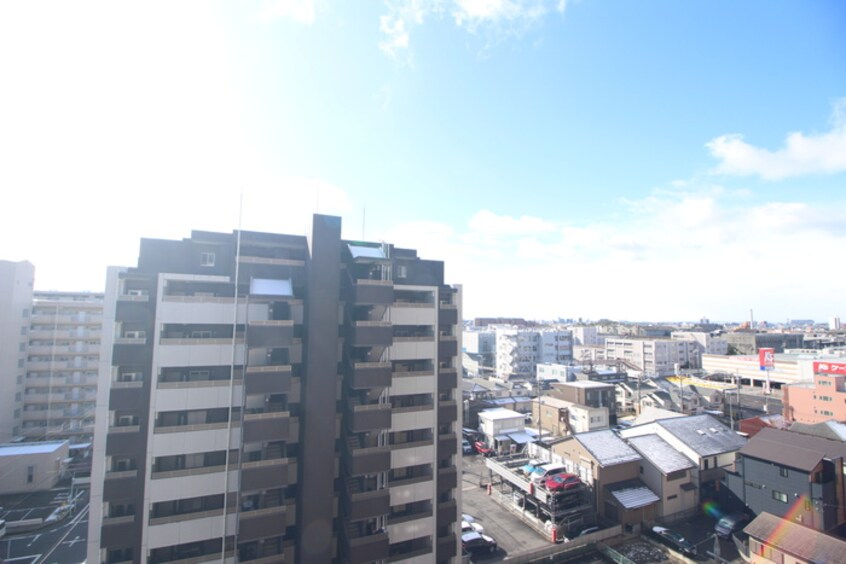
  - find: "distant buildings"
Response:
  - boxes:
[604,337,699,375]
[0,440,69,494]
[22,291,103,442]
[495,328,572,381]
[0,259,35,442]
[723,331,804,355]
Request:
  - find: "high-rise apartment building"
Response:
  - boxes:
[0,260,35,441]
[88,215,462,564]
[495,328,572,381]
[22,291,104,442]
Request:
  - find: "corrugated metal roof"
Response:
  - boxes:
[576,430,641,467]
[608,482,660,510]
[0,441,67,457]
[745,512,846,562]
[627,434,695,475]
[740,427,846,472]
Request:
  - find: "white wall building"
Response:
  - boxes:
[0,260,35,441]
[605,338,699,376]
[496,328,572,381]
[671,331,728,356]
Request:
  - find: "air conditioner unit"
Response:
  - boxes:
[127,289,145,296]
[124,331,145,339]
[119,372,141,382]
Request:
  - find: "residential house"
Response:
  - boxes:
[551,380,617,426]
[627,435,697,519]
[744,512,846,564]
[724,427,846,533]
[532,396,609,437]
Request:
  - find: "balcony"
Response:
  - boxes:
[243,412,290,443]
[241,459,294,491]
[246,320,294,348]
[348,321,393,348]
[348,403,392,433]
[106,426,144,456]
[437,499,457,525]
[238,505,287,542]
[437,368,458,392]
[109,387,144,411]
[437,435,457,459]
[345,480,390,521]
[244,365,292,395]
[345,436,391,476]
[343,526,390,564]
[438,305,458,326]
[351,279,394,305]
[438,400,458,424]
[103,473,140,501]
[349,362,392,390]
[436,533,458,561]
[437,466,458,492]
[438,337,458,358]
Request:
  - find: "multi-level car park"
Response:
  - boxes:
[483,455,596,539]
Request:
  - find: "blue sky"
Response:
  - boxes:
[1,0,845,322]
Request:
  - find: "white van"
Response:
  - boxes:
[530,463,567,484]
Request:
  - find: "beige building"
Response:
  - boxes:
[23,291,103,442]
[0,260,34,441]
[626,434,697,519]
[533,396,609,436]
[604,337,698,375]
[0,440,69,494]
[745,512,846,564]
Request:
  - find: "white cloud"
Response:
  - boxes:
[374,190,846,321]
[259,0,316,24]
[707,98,846,180]
[378,0,565,59]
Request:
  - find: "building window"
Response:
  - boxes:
[804,500,812,512]
[779,467,788,478]
[667,494,677,500]
[772,490,788,504]
[27,465,34,483]
[200,252,215,267]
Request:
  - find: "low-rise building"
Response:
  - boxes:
[724,427,846,533]
[604,337,699,375]
[552,380,616,426]
[532,396,609,437]
[744,512,846,564]
[478,408,526,453]
[0,440,69,494]
[724,331,804,355]
[627,435,697,519]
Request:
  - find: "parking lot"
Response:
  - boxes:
[461,453,557,560]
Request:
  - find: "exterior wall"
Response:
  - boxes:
[636,460,695,519]
[784,374,846,423]
[495,329,572,380]
[702,354,804,386]
[0,441,69,494]
[88,219,461,564]
[748,537,809,564]
[724,333,804,355]
[570,326,599,346]
[605,338,697,376]
[672,331,728,356]
[0,260,35,441]
[23,291,104,442]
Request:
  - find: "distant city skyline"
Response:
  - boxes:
[1,1,844,322]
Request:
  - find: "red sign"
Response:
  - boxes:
[814,361,846,375]
[759,348,775,371]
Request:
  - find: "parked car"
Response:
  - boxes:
[462,439,474,454]
[545,473,581,491]
[578,526,600,537]
[530,463,567,484]
[652,526,696,557]
[461,519,484,534]
[521,459,544,475]
[474,441,493,456]
[461,531,497,555]
[714,513,751,539]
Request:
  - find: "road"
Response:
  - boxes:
[0,489,88,564]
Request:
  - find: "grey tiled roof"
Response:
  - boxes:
[627,434,695,475]
[575,429,641,467]
[745,512,846,562]
[657,414,746,457]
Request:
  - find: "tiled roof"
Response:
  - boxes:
[740,427,846,472]
[576,430,641,467]
[745,512,846,562]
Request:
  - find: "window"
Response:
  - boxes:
[804,500,812,511]
[396,265,407,278]
[27,465,34,483]
[667,494,677,500]
[200,252,215,267]
[779,466,788,478]
[772,490,788,503]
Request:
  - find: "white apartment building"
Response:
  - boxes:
[671,331,728,356]
[0,260,35,441]
[569,325,601,346]
[604,337,698,376]
[22,291,103,442]
[495,328,572,381]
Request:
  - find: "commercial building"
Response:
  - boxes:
[87,215,462,564]
[0,260,35,441]
[783,360,846,423]
[723,331,804,355]
[22,291,104,442]
[603,338,698,375]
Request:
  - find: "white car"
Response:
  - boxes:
[461,519,484,534]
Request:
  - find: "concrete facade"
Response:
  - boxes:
[0,440,69,494]
[87,216,462,564]
[783,361,846,423]
[0,260,35,441]
[604,337,698,375]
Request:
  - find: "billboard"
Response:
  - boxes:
[758,348,775,371]
[814,361,846,375]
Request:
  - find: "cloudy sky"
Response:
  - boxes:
[1,0,845,323]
